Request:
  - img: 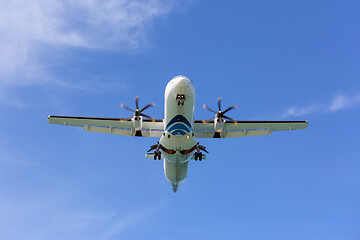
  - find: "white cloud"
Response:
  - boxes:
[0,0,179,86]
[328,94,360,112]
[281,104,321,118]
[99,200,167,240]
[281,92,360,118]
[0,192,167,240]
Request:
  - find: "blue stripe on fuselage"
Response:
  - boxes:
[165,115,192,136]
[167,123,191,133]
[165,115,192,131]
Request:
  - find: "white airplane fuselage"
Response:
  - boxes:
[159,76,196,192]
[48,75,309,193]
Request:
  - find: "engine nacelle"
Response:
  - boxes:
[214,117,224,132]
[131,116,143,130]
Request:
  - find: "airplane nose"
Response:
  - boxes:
[171,75,191,87]
[175,79,187,88]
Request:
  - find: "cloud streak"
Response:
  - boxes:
[99,200,167,240]
[281,92,360,118]
[0,0,178,86]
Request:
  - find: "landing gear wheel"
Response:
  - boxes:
[177,101,180,106]
[153,152,157,160]
[194,152,198,161]
[157,152,162,160]
[181,101,184,106]
[199,152,203,161]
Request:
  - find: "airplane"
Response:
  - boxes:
[48,75,308,192]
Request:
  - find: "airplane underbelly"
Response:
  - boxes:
[160,135,196,163]
[161,76,196,163]
[161,76,196,191]
[163,160,189,192]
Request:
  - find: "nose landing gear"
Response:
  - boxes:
[176,94,185,106]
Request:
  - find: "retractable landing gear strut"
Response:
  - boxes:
[176,94,185,106]
[194,142,208,161]
[147,142,162,160]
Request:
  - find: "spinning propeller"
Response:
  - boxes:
[203,97,238,125]
[121,96,155,119]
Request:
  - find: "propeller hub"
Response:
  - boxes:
[121,96,155,120]
[203,97,237,123]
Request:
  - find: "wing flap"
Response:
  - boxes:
[193,120,308,138]
[84,126,163,137]
[48,115,164,137]
[194,129,272,138]
[48,115,133,128]
[223,121,308,131]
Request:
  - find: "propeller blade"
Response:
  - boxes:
[140,113,153,119]
[204,98,238,125]
[223,115,237,123]
[222,105,237,114]
[119,117,132,122]
[135,96,140,110]
[201,117,215,124]
[203,104,217,114]
[217,97,222,112]
[140,103,155,112]
[121,103,135,112]
[122,96,156,119]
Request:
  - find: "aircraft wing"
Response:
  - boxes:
[193,120,308,138]
[47,115,164,137]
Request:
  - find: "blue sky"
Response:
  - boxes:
[1,0,360,239]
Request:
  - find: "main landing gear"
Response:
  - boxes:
[148,141,162,160]
[194,152,203,161]
[194,142,208,161]
[153,151,162,160]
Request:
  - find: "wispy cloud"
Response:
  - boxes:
[0,176,168,240]
[281,104,321,118]
[328,94,360,112]
[0,154,39,166]
[281,92,360,118]
[0,0,179,89]
[99,200,167,240]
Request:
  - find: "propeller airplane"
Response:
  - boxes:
[48,75,308,192]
